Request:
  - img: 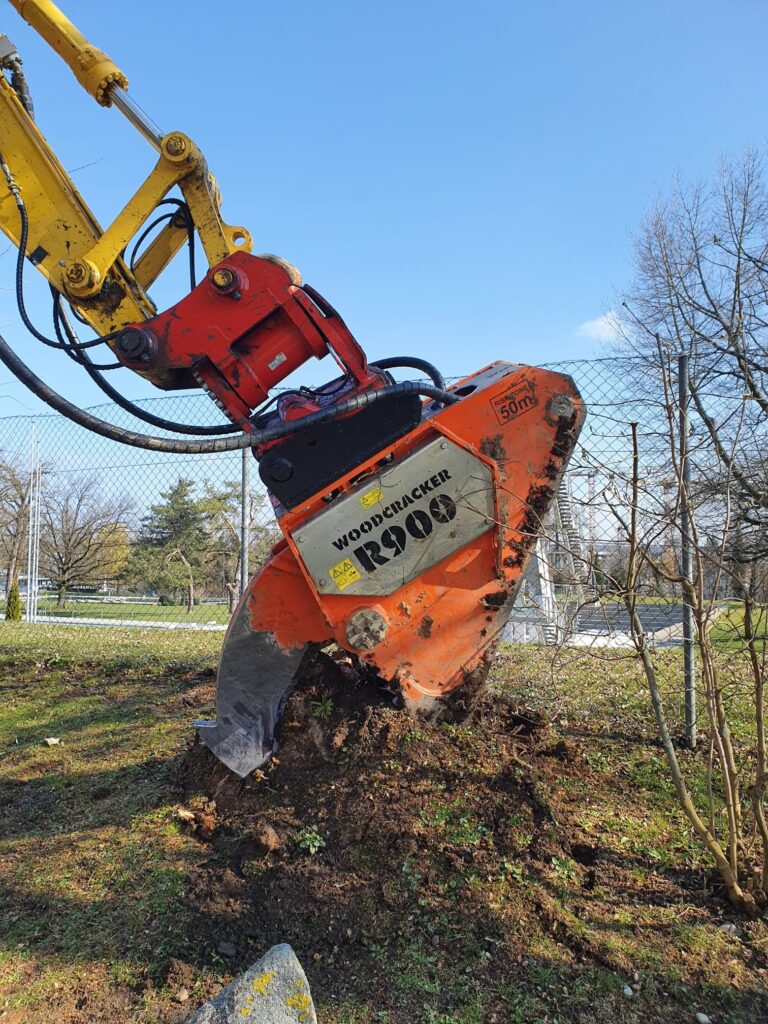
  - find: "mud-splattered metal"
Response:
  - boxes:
[198,360,585,777]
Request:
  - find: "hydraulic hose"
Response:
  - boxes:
[2,188,110,352]
[67,347,447,440]
[78,347,240,436]
[0,143,452,446]
[0,328,458,453]
[52,293,121,369]
[55,300,240,436]
[6,187,448,438]
[369,356,445,391]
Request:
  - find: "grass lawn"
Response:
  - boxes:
[1,622,766,1023]
[0,599,231,625]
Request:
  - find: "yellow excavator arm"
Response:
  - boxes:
[0,0,251,381]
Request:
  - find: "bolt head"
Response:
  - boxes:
[268,458,293,483]
[440,441,448,449]
[116,327,156,364]
[165,134,187,156]
[65,262,87,284]
[211,267,236,291]
[550,393,575,420]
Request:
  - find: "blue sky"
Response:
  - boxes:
[1,0,767,417]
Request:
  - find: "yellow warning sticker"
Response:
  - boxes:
[359,485,383,509]
[329,558,361,591]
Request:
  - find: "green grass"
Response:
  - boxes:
[0,622,224,1014]
[708,600,768,650]
[0,597,231,625]
[0,619,224,660]
[1,624,766,1023]
[492,638,761,740]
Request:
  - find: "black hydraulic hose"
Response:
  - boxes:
[370,356,445,391]
[52,292,122,370]
[0,328,458,453]
[0,154,451,444]
[128,211,176,269]
[9,183,229,433]
[78,352,240,436]
[10,198,108,350]
[55,299,240,436]
[129,198,196,289]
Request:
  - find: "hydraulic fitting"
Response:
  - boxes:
[115,326,157,365]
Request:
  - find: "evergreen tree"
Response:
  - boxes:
[138,479,206,549]
[5,580,22,621]
[124,479,209,612]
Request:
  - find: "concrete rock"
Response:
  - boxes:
[184,944,316,1024]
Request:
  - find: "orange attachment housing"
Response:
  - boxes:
[197,359,585,776]
[237,360,583,704]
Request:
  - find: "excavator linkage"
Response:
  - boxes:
[197,361,585,777]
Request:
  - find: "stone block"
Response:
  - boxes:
[185,944,316,1024]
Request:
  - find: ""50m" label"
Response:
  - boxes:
[491,378,538,424]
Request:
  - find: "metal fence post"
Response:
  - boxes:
[31,457,41,622]
[240,447,250,596]
[24,427,41,624]
[24,434,34,623]
[678,352,696,748]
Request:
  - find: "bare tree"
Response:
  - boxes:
[587,346,768,911]
[39,476,132,608]
[618,149,768,554]
[0,458,31,591]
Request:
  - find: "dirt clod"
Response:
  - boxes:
[180,797,218,840]
[255,822,282,853]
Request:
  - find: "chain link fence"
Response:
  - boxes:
[510,355,760,658]
[509,356,679,648]
[0,392,279,629]
[0,356,752,646]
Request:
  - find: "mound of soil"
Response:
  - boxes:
[176,655,767,1022]
[178,654,586,1017]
